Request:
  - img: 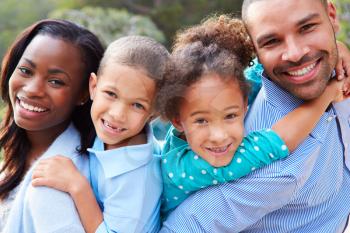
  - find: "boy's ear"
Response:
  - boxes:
[171,117,184,132]
[89,73,98,100]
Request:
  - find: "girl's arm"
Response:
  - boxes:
[32,156,102,233]
[272,78,346,152]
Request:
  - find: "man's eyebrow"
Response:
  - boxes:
[296,13,320,27]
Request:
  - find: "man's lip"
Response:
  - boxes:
[283,59,320,73]
[280,59,321,84]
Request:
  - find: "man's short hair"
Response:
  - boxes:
[242,0,328,24]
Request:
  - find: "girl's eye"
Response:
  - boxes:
[225,114,236,120]
[133,103,145,110]
[18,67,33,76]
[48,79,65,87]
[194,118,208,125]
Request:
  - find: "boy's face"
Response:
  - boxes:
[246,0,338,100]
[173,74,247,167]
[89,64,156,150]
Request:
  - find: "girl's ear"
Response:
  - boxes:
[171,117,184,132]
[89,73,98,100]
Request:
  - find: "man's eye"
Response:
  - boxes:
[300,23,316,33]
[262,38,279,48]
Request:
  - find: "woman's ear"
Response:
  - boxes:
[171,117,184,132]
[89,72,98,100]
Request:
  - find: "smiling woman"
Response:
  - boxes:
[0,19,103,232]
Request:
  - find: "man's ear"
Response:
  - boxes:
[171,117,184,132]
[89,73,98,100]
[327,1,340,33]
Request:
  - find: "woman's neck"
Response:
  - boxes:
[26,122,70,164]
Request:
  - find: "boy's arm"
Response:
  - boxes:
[272,78,345,152]
[32,156,103,233]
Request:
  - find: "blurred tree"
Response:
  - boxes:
[49,6,165,46]
[336,0,350,46]
[76,0,243,46]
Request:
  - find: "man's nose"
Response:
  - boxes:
[282,37,310,63]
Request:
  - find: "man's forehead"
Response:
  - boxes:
[244,0,325,33]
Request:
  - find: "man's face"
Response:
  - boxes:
[246,0,339,100]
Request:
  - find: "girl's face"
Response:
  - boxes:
[173,74,247,167]
[9,35,86,137]
[89,64,156,150]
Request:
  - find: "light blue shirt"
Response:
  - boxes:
[160,75,350,233]
[3,124,88,233]
[89,125,162,233]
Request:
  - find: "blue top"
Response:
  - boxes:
[4,124,87,233]
[160,74,350,232]
[161,127,288,217]
[88,125,162,233]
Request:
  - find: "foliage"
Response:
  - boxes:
[336,0,350,46]
[49,6,165,46]
[76,0,244,47]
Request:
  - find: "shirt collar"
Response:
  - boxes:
[260,72,337,142]
[88,124,155,178]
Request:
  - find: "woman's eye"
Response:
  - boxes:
[49,79,65,87]
[133,103,145,110]
[18,67,32,76]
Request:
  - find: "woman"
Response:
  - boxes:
[0,19,103,232]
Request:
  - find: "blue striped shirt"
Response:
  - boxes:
[160,75,350,233]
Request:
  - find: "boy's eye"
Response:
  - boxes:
[18,67,33,76]
[133,102,145,110]
[104,91,117,98]
[194,118,208,125]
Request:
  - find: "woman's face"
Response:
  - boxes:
[9,34,86,136]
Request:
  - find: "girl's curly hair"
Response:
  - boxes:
[156,15,255,121]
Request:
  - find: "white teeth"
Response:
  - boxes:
[287,62,316,76]
[20,100,46,112]
[103,120,124,132]
[207,145,229,153]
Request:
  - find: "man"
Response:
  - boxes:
[160,0,350,232]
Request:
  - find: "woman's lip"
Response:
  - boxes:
[17,96,49,111]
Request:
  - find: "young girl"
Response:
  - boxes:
[156,15,347,216]
[31,36,170,233]
[0,19,104,232]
